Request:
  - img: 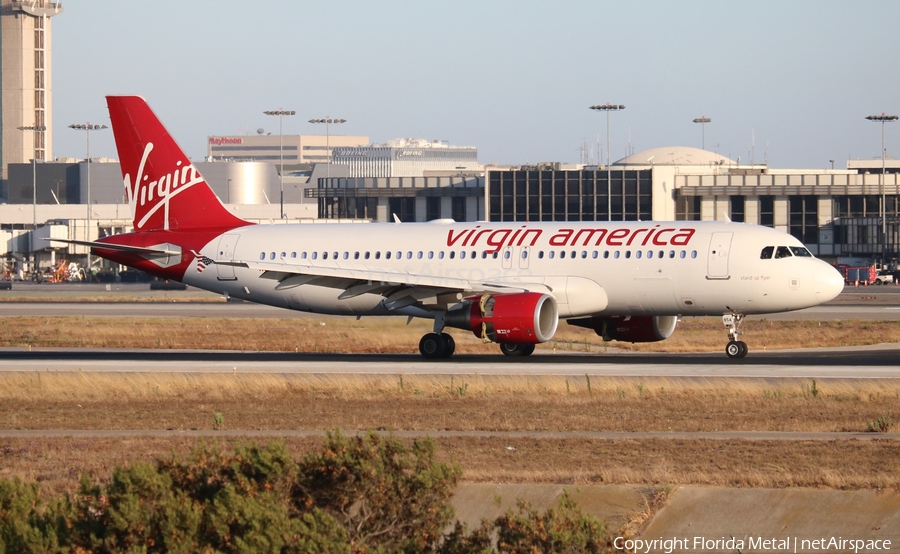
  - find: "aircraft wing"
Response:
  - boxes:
[215,258,545,310]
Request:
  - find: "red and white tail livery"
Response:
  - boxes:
[80,96,845,359]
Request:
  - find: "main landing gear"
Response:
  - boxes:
[418,332,456,359]
[723,312,748,359]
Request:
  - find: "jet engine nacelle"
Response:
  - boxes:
[568,315,678,343]
[444,292,559,344]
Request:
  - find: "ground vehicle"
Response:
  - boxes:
[874,270,895,285]
[843,267,876,285]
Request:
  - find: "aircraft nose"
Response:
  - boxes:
[814,263,845,303]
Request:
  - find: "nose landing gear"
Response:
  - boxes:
[723,312,748,359]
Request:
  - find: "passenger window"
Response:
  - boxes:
[471,251,476,259]
[669,250,675,258]
[647,251,653,259]
[493,251,499,259]
[364,252,370,259]
[375,252,381,260]
[592,251,598,259]
[437,251,444,259]
[775,246,792,259]
[614,251,620,259]
[658,251,664,259]
[522,250,528,259]
[397,251,402,259]
[538,251,544,259]
[482,251,488,259]
[280,252,286,258]
[450,251,456,259]
[679,251,686,259]
[343,252,349,260]
[571,251,576,259]
[270,252,276,260]
[790,247,812,257]
[549,251,555,259]
[460,251,466,259]
[259,252,265,260]
[386,251,391,260]
[691,250,698,259]
[312,252,318,260]
[333,252,338,260]
[604,251,609,259]
[636,251,642,259]
[581,251,587,259]
[322,252,328,260]
[560,251,566,259]
[760,246,774,259]
[427,251,433,259]
[417,251,423,259]
[625,251,631,259]
[290,252,297,259]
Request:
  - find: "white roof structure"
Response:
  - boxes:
[614,146,736,167]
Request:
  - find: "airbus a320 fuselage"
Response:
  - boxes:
[58,96,845,360]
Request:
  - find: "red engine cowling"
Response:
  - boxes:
[569,315,678,343]
[444,292,559,344]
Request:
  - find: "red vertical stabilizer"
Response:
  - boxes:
[106,96,248,232]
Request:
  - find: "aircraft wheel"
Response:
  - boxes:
[500,343,536,357]
[440,333,456,358]
[726,341,748,359]
[419,333,447,359]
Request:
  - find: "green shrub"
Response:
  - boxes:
[296,430,461,552]
[0,432,611,553]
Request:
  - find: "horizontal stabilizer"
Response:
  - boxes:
[44,238,181,257]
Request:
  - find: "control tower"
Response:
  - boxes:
[0,0,63,181]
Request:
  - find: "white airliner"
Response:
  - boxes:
[56,96,845,359]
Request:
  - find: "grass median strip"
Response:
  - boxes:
[1,315,898,352]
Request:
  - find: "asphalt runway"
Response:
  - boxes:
[1,346,898,378]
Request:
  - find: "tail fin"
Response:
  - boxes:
[106,96,248,232]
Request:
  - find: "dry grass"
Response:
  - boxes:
[2,436,900,500]
[2,317,899,500]
[1,373,898,433]
[0,315,898,353]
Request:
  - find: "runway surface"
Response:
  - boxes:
[1,346,898,378]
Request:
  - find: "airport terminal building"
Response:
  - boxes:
[3,145,900,277]
[331,138,479,178]
[483,147,900,261]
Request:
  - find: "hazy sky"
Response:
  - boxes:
[51,0,900,169]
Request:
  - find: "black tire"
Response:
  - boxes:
[499,343,536,357]
[736,340,749,358]
[419,333,446,359]
[440,333,456,358]
[726,341,742,359]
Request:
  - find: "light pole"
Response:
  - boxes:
[17,125,46,275]
[308,117,347,180]
[69,122,108,278]
[693,116,711,150]
[263,109,295,219]
[866,113,898,267]
[589,103,625,220]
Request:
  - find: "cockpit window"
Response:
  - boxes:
[774,246,793,259]
[760,246,774,259]
[790,247,812,257]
